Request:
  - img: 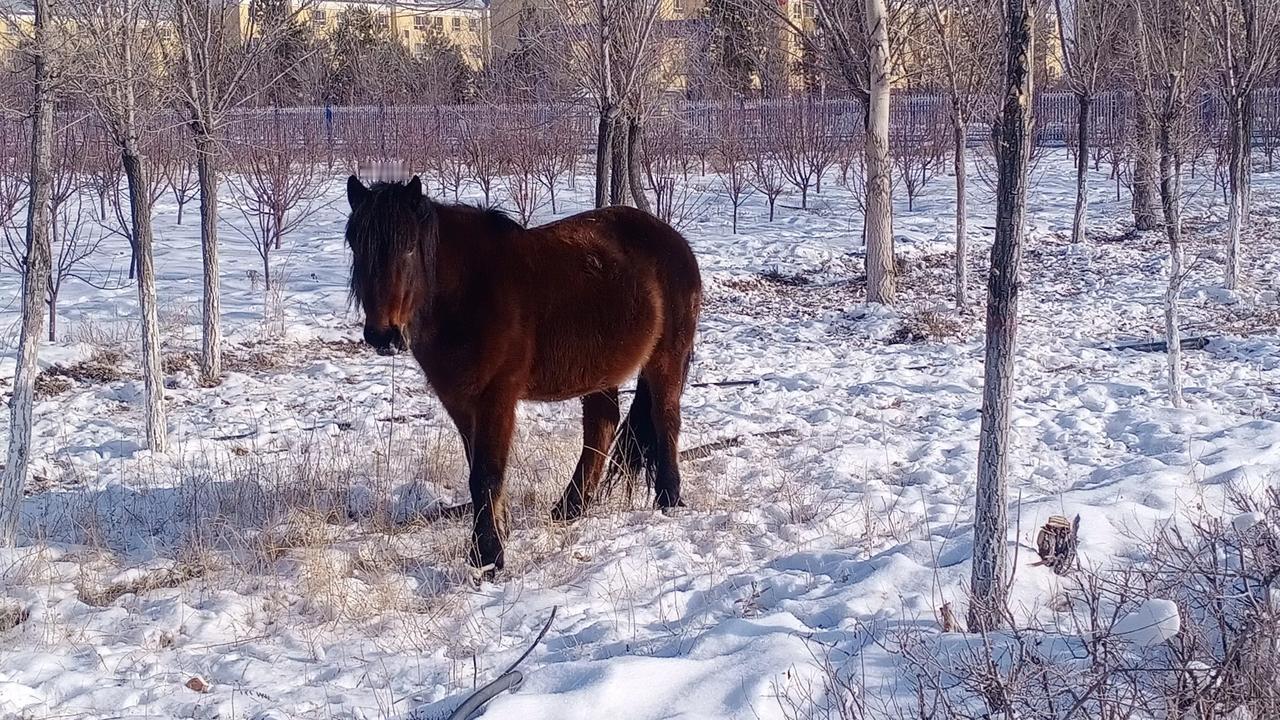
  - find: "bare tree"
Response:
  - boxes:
[2,132,103,342]
[504,128,550,226]
[923,0,1001,307]
[713,111,753,234]
[531,114,579,215]
[1,0,54,545]
[971,0,1035,633]
[167,0,315,383]
[1055,0,1124,246]
[551,0,665,209]
[1201,0,1280,289]
[745,0,908,304]
[890,102,946,212]
[750,132,789,221]
[1132,0,1203,408]
[227,126,326,296]
[59,0,170,451]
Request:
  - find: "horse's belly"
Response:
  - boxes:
[525,292,662,401]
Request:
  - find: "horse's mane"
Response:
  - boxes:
[436,202,524,235]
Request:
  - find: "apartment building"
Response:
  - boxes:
[296,0,489,66]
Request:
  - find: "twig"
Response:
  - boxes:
[446,606,558,720]
[680,428,796,461]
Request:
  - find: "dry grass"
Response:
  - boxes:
[34,348,126,398]
[887,309,967,345]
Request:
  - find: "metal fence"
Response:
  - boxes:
[3,89,1280,167]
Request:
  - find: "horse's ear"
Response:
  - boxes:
[347,175,369,210]
[407,175,423,197]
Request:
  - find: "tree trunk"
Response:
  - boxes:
[954,120,968,308]
[195,132,221,383]
[1225,95,1248,290]
[47,294,57,342]
[971,0,1034,634]
[1132,97,1161,231]
[122,151,168,453]
[1071,91,1090,245]
[610,115,628,206]
[1,0,54,546]
[864,0,896,305]
[1158,125,1184,407]
[626,116,652,214]
[594,108,613,209]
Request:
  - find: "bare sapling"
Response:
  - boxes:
[227,121,326,298]
[504,127,549,226]
[890,104,946,212]
[750,132,788,222]
[971,0,1035,633]
[531,116,578,215]
[712,111,753,234]
[1055,0,1123,246]
[924,0,1001,307]
[1202,0,1280,289]
[59,0,171,452]
[1132,0,1202,407]
[1,0,55,545]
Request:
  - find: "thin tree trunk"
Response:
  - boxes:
[610,115,628,206]
[594,108,613,209]
[1225,97,1247,290]
[1,0,54,546]
[1132,97,1162,231]
[1158,126,1184,407]
[954,120,969,308]
[864,0,896,305]
[971,0,1034,634]
[122,151,168,452]
[626,116,652,213]
[47,295,57,342]
[195,132,221,382]
[1071,91,1090,245]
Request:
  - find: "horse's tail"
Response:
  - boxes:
[602,377,661,500]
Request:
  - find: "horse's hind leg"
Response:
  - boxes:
[553,388,620,522]
[643,351,691,511]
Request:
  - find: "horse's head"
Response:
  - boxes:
[345,175,435,356]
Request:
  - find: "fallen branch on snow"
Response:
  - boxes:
[446,606,557,720]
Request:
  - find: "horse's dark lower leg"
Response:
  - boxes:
[644,363,688,510]
[554,388,620,522]
[466,397,516,574]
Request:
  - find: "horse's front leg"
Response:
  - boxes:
[466,393,517,577]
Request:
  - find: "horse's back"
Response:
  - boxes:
[514,207,701,400]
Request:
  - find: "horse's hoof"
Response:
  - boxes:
[551,500,584,524]
[659,503,686,518]
[469,562,501,586]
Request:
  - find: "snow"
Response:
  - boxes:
[1,150,1280,717]
[1108,598,1181,648]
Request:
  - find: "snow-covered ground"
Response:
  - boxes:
[2,150,1280,718]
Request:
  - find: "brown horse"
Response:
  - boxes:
[345,176,702,576]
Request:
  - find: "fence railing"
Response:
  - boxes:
[3,89,1280,169]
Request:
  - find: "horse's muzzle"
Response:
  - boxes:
[364,325,407,356]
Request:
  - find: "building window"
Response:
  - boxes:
[804,1,815,18]
[791,2,801,19]
[433,16,443,29]
[673,0,685,14]
[414,14,428,29]
[451,16,461,31]
[468,17,478,31]
[311,9,326,26]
